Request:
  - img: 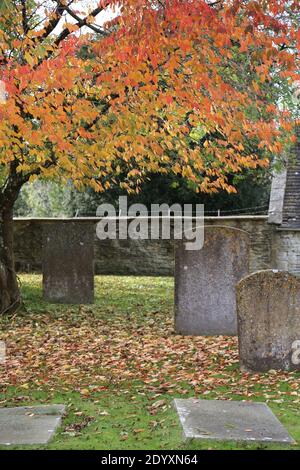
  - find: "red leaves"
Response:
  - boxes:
[0,0,298,195]
[163,95,173,105]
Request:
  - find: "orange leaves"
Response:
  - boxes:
[0,0,298,195]
[239,35,252,54]
[127,169,142,178]
[3,273,300,408]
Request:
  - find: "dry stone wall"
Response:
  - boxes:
[12,216,298,277]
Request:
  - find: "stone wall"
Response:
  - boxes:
[13,218,174,276]
[271,229,300,276]
[12,216,296,276]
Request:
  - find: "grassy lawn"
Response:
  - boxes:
[0,274,299,450]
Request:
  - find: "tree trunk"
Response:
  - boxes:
[0,206,20,314]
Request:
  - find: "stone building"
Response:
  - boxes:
[268,127,300,275]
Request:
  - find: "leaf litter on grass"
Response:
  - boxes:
[0,275,299,406]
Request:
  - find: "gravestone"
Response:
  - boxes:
[175,228,249,335]
[174,398,294,444]
[43,221,94,304]
[237,270,300,372]
[0,405,65,445]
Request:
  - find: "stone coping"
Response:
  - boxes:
[276,227,300,232]
[13,215,268,222]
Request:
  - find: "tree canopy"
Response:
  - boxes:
[0,0,298,199]
[0,0,299,314]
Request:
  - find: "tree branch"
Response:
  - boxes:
[54,1,111,47]
[20,0,30,35]
[63,4,109,36]
[36,0,71,43]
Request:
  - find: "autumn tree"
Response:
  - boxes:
[0,0,298,313]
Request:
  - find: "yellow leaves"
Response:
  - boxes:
[89,180,104,192]
[182,165,194,179]
[63,23,80,33]
[20,383,29,390]
[85,16,95,25]
[16,163,31,173]
[24,51,36,67]
[164,140,173,151]
[226,186,237,194]
[172,163,181,174]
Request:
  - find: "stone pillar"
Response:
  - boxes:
[237,270,300,372]
[43,221,94,304]
[175,227,249,335]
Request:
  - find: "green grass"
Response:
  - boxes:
[0,274,299,450]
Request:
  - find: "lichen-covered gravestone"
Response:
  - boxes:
[175,228,249,335]
[237,270,300,372]
[43,221,94,304]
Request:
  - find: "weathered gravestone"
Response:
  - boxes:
[237,270,300,372]
[175,228,249,335]
[0,404,65,445]
[43,221,94,304]
[174,398,294,444]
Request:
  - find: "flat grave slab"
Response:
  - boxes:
[174,398,294,444]
[0,404,65,445]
